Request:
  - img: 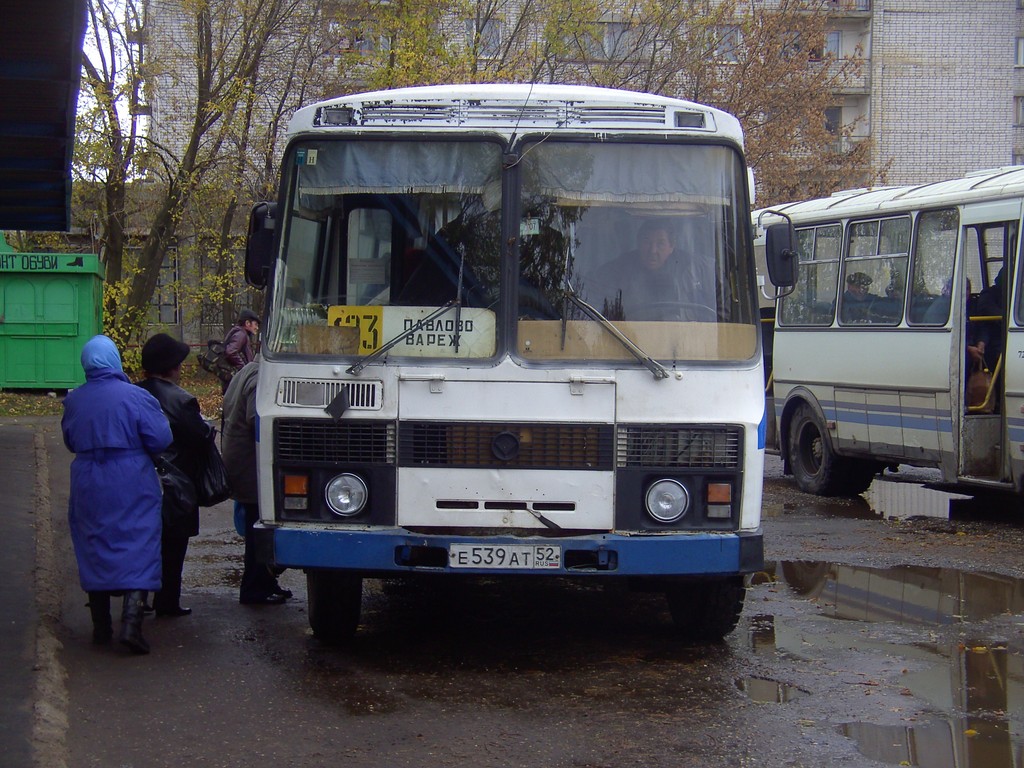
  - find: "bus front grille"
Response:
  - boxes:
[616,425,742,469]
[275,419,396,464]
[399,421,614,470]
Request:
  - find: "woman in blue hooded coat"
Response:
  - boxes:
[61,335,172,654]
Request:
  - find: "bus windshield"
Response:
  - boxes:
[266,137,757,365]
[267,139,503,359]
[517,141,757,363]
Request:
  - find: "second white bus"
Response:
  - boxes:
[757,167,1024,497]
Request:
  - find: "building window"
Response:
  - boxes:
[1016,96,1024,126]
[154,249,179,325]
[329,22,388,55]
[810,30,841,61]
[466,18,502,58]
[1017,37,1024,67]
[824,106,843,134]
[583,21,632,59]
[825,31,841,58]
[714,26,741,63]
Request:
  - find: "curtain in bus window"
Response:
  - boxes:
[908,209,959,325]
[521,143,732,204]
[779,224,841,326]
[295,142,501,198]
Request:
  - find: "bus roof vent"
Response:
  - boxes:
[356,102,454,124]
[350,98,682,129]
[278,378,382,410]
[572,103,670,126]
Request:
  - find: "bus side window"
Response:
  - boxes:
[907,209,958,325]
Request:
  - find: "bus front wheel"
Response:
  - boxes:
[307,570,362,644]
[665,576,745,643]
[788,403,876,496]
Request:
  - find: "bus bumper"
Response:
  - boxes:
[255,526,764,577]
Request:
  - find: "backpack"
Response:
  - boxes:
[198,339,235,384]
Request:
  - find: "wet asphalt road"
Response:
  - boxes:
[7,416,1024,768]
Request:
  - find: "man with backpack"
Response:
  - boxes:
[221,309,260,392]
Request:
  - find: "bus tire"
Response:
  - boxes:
[666,576,745,643]
[788,403,844,495]
[307,570,362,644]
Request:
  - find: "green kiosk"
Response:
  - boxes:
[0,236,103,389]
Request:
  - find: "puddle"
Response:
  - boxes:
[736,676,805,703]
[762,497,879,520]
[865,480,972,520]
[841,643,1020,766]
[776,561,1024,625]
[746,614,777,654]
[766,475,1009,522]
[841,718,1019,767]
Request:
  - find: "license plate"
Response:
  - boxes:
[448,543,561,570]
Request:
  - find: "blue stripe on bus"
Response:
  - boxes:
[268,527,761,577]
[758,406,766,449]
[787,397,954,434]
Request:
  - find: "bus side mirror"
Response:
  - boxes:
[246,201,277,288]
[765,222,797,288]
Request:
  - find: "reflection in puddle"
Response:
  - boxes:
[747,614,777,654]
[841,642,1019,766]
[841,718,1018,768]
[749,565,1024,766]
[736,676,805,703]
[777,561,1024,624]
[865,480,972,520]
[766,476,1002,522]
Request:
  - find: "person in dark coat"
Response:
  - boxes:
[137,333,215,617]
[62,334,172,654]
[221,360,289,604]
[224,309,259,369]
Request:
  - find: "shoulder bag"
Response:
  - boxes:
[156,455,200,537]
[196,431,232,507]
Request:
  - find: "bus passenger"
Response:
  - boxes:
[591,218,715,321]
[840,271,878,322]
[968,267,1005,373]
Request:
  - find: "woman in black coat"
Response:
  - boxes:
[137,333,214,616]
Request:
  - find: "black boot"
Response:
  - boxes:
[87,592,112,645]
[118,590,150,655]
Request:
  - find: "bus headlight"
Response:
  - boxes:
[644,479,689,523]
[325,473,368,517]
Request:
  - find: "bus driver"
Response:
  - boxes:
[591,218,715,321]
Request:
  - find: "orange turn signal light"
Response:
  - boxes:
[283,474,309,495]
[707,483,732,503]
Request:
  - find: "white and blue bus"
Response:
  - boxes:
[244,84,793,642]
[757,167,1024,498]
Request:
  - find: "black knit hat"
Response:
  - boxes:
[141,333,190,374]
[237,309,260,324]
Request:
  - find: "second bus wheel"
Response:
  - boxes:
[307,570,362,644]
[787,402,877,497]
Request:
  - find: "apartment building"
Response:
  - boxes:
[140,0,1024,190]
[850,0,1022,185]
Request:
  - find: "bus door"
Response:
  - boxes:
[957,207,1018,484]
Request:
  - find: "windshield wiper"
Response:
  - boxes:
[347,244,467,375]
[562,281,669,380]
[346,299,458,375]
